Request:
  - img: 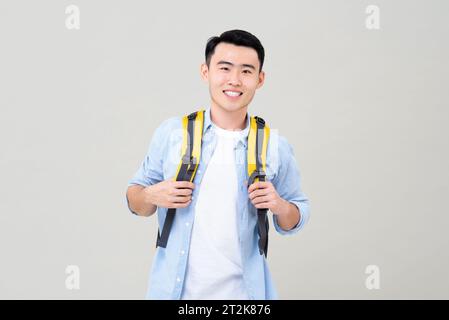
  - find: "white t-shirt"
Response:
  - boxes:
[181,122,249,300]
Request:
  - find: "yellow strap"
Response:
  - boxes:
[173,110,204,182]
[173,111,268,185]
[247,116,270,183]
[190,110,204,181]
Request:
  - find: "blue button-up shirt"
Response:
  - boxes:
[126,107,310,300]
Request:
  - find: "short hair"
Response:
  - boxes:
[205,29,265,72]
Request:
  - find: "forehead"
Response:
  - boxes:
[211,42,259,67]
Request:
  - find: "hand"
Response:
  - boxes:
[144,178,195,209]
[247,181,286,215]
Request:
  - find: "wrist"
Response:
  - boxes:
[143,185,154,205]
[274,198,290,217]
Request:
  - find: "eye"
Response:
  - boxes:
[220,67,229,71]
[243,70,252,74]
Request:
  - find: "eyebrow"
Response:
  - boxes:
[216,60,256,70]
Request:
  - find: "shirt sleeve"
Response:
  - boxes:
[126,118,173,215]
[271,136,310,235]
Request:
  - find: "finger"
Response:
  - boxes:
[170,195,192,203]
[254,201,270,209]
[248,181,269,193]
[250,186,272,198]
[249,188,269,200]
[247,182,259,193]
[172,200,192,208]
[174,181,195,190]
[252,195,272,205]
[173,188,193,196]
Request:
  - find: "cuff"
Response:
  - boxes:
[272,200,309,235]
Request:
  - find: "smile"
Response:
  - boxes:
[223,90,243,97]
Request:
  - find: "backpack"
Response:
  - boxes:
[156,109,270,257]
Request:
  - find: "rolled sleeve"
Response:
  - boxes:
[126,118,174,214]
[127,139,162,188]
[128,118,174,188]
[271,136,310,235]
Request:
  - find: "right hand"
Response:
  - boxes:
[144,179,195,209]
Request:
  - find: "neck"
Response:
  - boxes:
[210,104,247,131]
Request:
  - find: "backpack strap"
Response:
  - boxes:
[247,116,270,257]
[156,110,204,248]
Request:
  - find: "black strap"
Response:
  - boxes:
[253,116,269,257]
[156,111,199,248]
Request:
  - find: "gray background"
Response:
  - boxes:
[0,0,448,299]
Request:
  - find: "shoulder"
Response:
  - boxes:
[277,134,294,155]
[155,109,207,140]
[265,129,294,179]
[143,116,182,156]
[149,115,182,144]
[155,109,204,133]
[267,130,294,159]
[156,115,182,133]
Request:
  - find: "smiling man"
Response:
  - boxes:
[126,30,310,300]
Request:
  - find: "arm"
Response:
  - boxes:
[126,185,157,217]
[248,181,303,232]
[127,180,195,217]
[248,135,310,235]
[270,136,310,234]
[126,117,178,216]
[272,199,301,231]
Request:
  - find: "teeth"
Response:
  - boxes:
[224,91,241,97]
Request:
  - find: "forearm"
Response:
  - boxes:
[126,185,157,217]
[273,199,301,231]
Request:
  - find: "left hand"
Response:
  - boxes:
[247,180,285,215]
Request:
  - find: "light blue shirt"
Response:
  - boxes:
[126,107,310,300]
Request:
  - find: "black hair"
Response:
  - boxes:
[205,29,265,72]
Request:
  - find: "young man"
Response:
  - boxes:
[126,30,310,300]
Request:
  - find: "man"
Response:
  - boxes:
[126,30,310,300]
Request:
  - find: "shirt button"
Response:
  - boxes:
[176,277,181,282]
[185,222,189,227]
[181,250,185,255]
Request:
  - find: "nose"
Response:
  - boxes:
[227,69,242,87]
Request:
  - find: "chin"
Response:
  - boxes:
[221,99,245,109]
[223,104,245,112]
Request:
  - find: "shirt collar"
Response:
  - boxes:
[202,107,250,149]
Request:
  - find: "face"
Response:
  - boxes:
[200,42,265,113]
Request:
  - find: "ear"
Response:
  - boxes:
[200,63,209,83]
[256,70,265,89]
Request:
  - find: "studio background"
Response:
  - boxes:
[0,0,448,299]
